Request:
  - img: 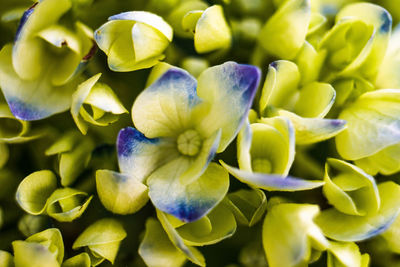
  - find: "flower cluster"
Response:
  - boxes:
[1,0,400,266]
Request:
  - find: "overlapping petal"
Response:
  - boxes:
[148,160,229,222]
[196,62,261,152]
[116,127,179,181]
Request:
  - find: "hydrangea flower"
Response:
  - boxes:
[116,61,260,222]
[0,0,95,120]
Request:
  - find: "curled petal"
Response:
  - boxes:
[294,82,336,118]
[73,218,127,265]
[194,5,232,53]
[221,161,324,191]
[46,188,93,222]
[16,170,57,215]
[226,189,268,226]
[71,73,127,134]
[323,158,380,216]
[316,181,400,242]
[259,60,300,113]
[176,203,237,246]
[278,110,346,145]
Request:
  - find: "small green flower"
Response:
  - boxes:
[71,73,127,135]
[115,62,260,222]
[95,11,173,72]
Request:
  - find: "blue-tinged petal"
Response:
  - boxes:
[316,181,400,242]
[109,11,173,41]
[278,110,347,145]
[13,0,72,81]
[0,44,77,121]
[117,127,179,182]
[179,129,221,185]
[220,161,324,191]
[196,62,261,152]
[132,68,202,138]
[149,159,229,222]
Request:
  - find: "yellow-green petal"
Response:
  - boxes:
[46,188,92,222]
[316,181,400,242]
[176,203,237,246]
[0,250,13,267]
[259,0,311,60]
[72,218,126,264]
[259,60,300,113]
[139,218,187,267]
[96,170,149,215]
[327,241,368,267]
[262,203,329,267]
[194,5,231,53]
[16,170,57,215]
[157,210,205,266]
[26,228,64,264]
[323,158,380,216]
[71,73,127,134]
[336,89,400,160]
[226,189,267,226]
[278,110,346,145]
[62,253,90,267]
[294,82,335,118]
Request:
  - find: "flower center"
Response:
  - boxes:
[177,129,202,156]
[252,158,272,173]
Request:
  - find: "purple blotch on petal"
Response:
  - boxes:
[14,2,38,42]
[117,127,159,158]
[8,98,47,121]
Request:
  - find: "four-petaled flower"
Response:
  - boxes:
[117,61,260,222]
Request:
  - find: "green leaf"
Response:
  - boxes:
[16,170,57,215]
